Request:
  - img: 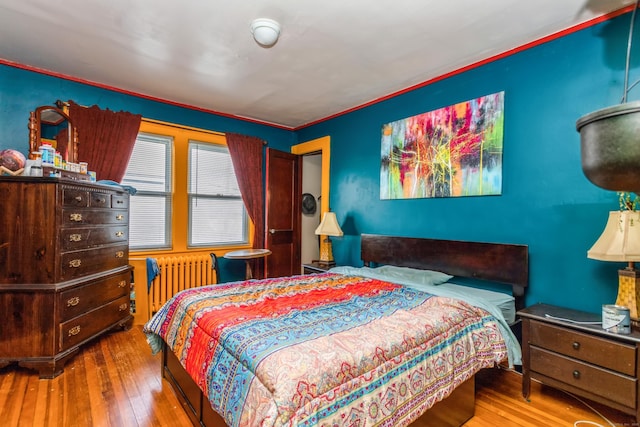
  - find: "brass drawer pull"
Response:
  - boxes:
[67,296,80,307]
[69,259,82,268]
[69,213,83,222]
[116,214,124,221]
[74,196,83,202]
[115,231,124,237]
[118,280,127,288]
[68,326,81,336]
[572,341,580,350]
[115,251,124,258]
[69,234,82,242]
[572,370,581,379]
[118,303,128,312]
[95,197,106,204]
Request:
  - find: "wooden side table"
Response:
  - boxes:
[224,249,271,279]
[518,303,640,423]
[302,261,335,274]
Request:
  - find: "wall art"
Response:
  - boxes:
[380,91,504,199]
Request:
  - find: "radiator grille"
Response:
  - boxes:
[149,254,217,316]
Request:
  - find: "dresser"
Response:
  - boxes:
[0,176,133,378]
[519,303,640,423]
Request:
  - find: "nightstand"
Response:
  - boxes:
[518,303,640,423]
[302,261,335,274]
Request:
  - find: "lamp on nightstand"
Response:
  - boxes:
[588,210,640,322]
[314,211,343,266]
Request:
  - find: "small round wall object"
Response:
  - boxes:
[302,193,317,214]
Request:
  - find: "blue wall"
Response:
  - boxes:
[0,64,295,151]
[297,13,637,314]
[1,13,636,314]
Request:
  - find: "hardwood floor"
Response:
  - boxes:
[0,326,636,427]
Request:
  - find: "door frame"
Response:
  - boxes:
[291,136,331,257]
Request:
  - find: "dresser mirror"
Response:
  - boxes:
[28,105,79,163]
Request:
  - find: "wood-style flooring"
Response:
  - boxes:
[0,326,636,427]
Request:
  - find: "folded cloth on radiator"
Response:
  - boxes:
[146,257,160,292]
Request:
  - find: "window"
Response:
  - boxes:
[188,141,248,246]
[122,120,249,252]
[121,133,172,250]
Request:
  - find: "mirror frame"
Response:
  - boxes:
[28,105,79,163]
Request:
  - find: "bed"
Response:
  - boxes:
[144,234,528,427]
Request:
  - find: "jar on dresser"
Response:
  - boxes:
[0,176,133,378]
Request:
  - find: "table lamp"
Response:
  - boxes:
[588,210,640,322]
[314,211,343,266]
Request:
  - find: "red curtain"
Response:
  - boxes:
[67,100,142,182]
[226,133,266,275]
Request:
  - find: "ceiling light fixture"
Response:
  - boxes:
[251,18,281,47]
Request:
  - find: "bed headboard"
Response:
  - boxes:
[360,234,529,308]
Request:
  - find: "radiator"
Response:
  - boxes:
[149,254,217,316]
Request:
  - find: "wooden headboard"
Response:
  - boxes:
[360,234,529,309]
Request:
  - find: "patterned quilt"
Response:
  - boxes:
[144,272,508,427]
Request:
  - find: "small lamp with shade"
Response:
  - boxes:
[588,207,640,323]
[314,211,343,266]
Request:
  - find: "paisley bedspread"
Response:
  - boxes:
[144,272,508,427]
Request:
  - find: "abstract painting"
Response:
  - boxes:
[380,91,504,199]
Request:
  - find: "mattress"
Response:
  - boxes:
[330,265,521,366]
[438,282,516,326]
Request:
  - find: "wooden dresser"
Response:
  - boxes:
[0,176,133,378]
[519,303,640,423]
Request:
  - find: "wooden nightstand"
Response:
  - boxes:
[302,261,335,274]
[518,303,640,423]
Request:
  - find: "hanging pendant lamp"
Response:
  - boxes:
[576,0,640,193]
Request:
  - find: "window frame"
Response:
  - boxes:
[126,119,253,257]
[187,140,249,248]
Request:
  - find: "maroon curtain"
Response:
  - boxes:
[226,133,266,276]
[67,100,142,182]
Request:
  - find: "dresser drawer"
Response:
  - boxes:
[112,194,129,210]
[529,320,636,375]
[59,295,130,351]
[62,208,129,226]
[89,192,112,208]
[58,270,130,321]
[63,187,115,208]
[60,245,129,280]
[62,187,90,207]
[61,226,128,251]
[530,346,637,408]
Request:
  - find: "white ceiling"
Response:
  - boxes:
[0,0,635,129]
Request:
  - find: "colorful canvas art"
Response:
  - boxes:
[380,91,504,199]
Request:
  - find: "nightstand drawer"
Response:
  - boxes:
[530,346,637,408]
[529,320,636,375]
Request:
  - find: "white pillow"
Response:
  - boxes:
[374,265,453,286]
